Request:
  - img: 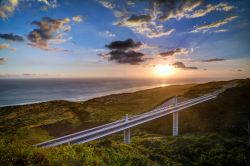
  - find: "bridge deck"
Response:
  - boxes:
[35,91,221,148]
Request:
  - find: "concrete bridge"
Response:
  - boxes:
[36,90,222,148]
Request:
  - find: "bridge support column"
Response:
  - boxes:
[173,96,179,136]
[124,114,130,144]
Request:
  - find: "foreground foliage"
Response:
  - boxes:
[0,134,249,166]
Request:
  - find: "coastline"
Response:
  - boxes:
[1,77,236,108]
[0,83,173,108]
[1,78,249,146]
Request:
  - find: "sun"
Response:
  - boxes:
[154,64,174,77]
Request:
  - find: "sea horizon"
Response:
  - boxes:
[0,77,241,107]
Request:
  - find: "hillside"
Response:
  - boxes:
[138,79,250,137]
[0,78,249,165]
[0,80,227,143]
[0,79,246,142]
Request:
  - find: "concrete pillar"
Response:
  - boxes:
[124,114,130,144]
[173,96,179,136]
[174,95,178,107]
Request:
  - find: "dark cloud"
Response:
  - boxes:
[0,57,7,64]
[125,14,152,24]
[108,50,145,65]
[102,38,147,65]
[160,51,173,57]
[27,17,71,50]
[201,58,226,62]
[160,48,189,57]
[0,33,24,42]
[173,61,198,70]
[106,38,142,50]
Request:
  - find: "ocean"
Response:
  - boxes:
[0,78,209,107]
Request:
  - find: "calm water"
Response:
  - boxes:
[0,78,209,107]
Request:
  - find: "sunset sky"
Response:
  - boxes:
[0,0,250,79]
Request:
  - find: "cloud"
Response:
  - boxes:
[159,0,202,21]
[99,30,116,37]
[147,28,175,38]
[72,15,84,23]
[118,14,152,26]
[0,57,7,64]
[160,48,189,57]
[108,0,235,38]
[173,61,198,70]
[113,2,175,38]
[108,1,236,38]
[200,58,226,62]
[188,2,235,18]
[158,1,235,21]
[27,17,71,50]
[37,0,57,8]
[98,0,114,9]
[215,29,228,33]
[103,1,235,38]
[139,43,159,50]
[104,50,146,65]
[192,16,238,32]
[113,8,129,18]
[0,43,16,51]
[127,0,135,6]
[102,38,148,65]
[0,33,24,42]
[0,0,58,19]
[0,43,9,50]
[105,38,142,50]
[0,0,18,20]
[40,5,49,11]
[115,14,175,38]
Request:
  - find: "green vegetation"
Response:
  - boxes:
[0,78,250,165]
[0,134,249,165]
[138,79,250,137]
[0,83,196,143]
